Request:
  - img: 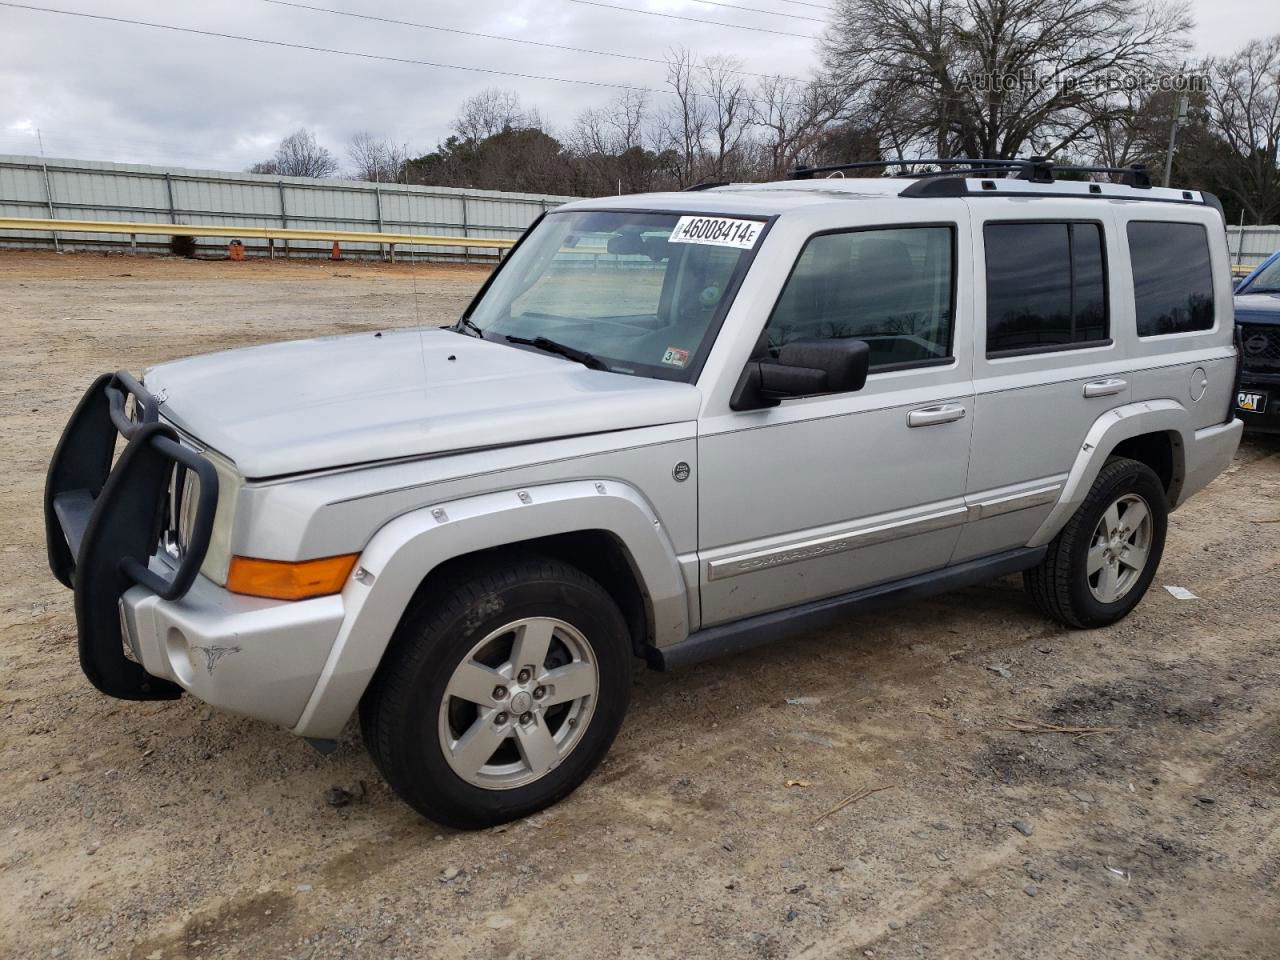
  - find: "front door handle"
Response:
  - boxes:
[907,404,967,427]
[1083,378,1127,398]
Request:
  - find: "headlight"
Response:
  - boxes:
[162,446,241,586]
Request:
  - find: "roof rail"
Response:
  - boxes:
[788,157,1153,189]
[789,159,1020,180]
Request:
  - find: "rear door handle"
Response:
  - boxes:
[907,404,967,427]
[1083,378,1127,398]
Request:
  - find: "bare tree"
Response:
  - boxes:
[348,132,408,183]
[571,91,660,194]
[455,88,528,144]
[656,48,711,187]
[824,0,1192,160]
[1203,37,1280,222]
[1080,87,1162,169]
[702,56,753,180]
[251,128,339,178]
[752,75,850,178]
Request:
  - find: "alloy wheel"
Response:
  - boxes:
[437,617,598,790]
[1086,492,1153,604]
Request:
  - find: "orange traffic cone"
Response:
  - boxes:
[330,240,341,261]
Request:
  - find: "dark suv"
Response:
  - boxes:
[1234,250,1280,432]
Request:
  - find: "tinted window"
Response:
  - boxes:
[985,222,1108,354]
[1127,221,1215,336]
[765,226,954,370]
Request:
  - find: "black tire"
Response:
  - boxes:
[359,553,631,829]
[1024,457,1168,629]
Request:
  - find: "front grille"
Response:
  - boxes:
[1240,324,1280,371]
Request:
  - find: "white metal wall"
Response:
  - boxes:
[0,154,577,261]
[1227,225,1280,272]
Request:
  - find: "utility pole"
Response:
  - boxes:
[1163,82,1189,188]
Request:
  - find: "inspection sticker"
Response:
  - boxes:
[661,346,690,367]
[669,216,762,249]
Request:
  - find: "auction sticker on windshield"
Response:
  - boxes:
[669,216,762,249]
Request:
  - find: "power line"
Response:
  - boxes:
[0,1,816,109]
[0,2,679,97]
[767,0,835,10]
[680,0,828,23]
[565,0,819,39]
[260,0,804,83]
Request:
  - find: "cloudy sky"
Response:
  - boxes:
[1,0,1276,174]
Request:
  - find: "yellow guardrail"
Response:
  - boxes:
[0,217,515,251]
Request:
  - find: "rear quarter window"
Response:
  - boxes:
[1126,221,1215,336]
[984,221,1108,355]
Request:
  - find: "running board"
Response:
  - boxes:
[648,547,1047,671]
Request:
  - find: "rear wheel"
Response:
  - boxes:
[1024,457,1167,628]
[360,554,631,828]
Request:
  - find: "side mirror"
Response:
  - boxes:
[730,338,870,411]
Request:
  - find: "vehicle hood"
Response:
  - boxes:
[1234,292,1280,324]
[144,328,701,478]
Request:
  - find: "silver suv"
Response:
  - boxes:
[46,162,1243,827]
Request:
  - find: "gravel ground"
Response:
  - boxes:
[1,251,1277,960]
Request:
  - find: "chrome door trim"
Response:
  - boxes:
[705,505,967,582]
[965,482,1064,521]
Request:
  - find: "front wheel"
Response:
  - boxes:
[359,554,632,828]
[1024,457,1168,628]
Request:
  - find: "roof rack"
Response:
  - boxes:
[788,157,1152,188]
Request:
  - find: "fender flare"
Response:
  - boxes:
[1027,399,1191,547]
[292,479,688,738]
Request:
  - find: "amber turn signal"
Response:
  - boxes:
[226,553,359,601]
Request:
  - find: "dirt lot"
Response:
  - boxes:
[1,251,1277,960]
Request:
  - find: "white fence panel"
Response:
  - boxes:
[0,154,577,261]
[1227,225,1280,272]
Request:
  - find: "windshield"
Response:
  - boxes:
[462,210,766,380]
[1240,255,1280,294]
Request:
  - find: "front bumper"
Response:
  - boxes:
[45,372,343,726]
[1236,374,1280,433]
[45,371,223,700]
[121,568,344,728]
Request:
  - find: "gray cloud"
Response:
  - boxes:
[0,0,1274,172]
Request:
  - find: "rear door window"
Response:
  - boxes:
[984,221,1108,355]
[1126,221,1215,336]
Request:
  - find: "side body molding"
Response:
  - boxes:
[1027,399,1189,548]
[292,479,688,739]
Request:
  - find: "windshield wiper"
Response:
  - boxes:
[504,335,609,371]
[454,316,485,338]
